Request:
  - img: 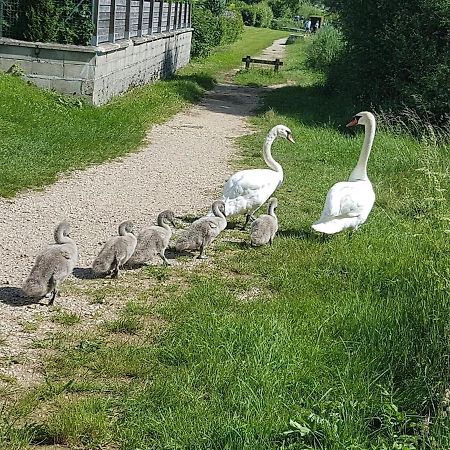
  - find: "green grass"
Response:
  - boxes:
[51,309,81,326]
[0,26,286,197]
[2,40,450,449]
[104,316,143,334]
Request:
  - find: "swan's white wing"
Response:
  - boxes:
[223,169,280,198]
[319,181,374,220]
[221,169,282,216]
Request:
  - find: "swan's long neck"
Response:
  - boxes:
[54,223,71,244]
[349,116,376,182]
[268,202,277,217]
[119,222,133,236]
[212,204,226,220]
[158,217,171,232]
[263,131,283,175]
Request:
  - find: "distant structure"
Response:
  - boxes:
[0,0,193,104]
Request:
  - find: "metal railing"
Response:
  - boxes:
[91,0,192,45]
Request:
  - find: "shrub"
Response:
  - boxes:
[253,2,273,28]
[57,0,94,45]
[239,4,256,26]
[219,11,244,44]
[191,7,221,58]
[14,0,60,42]
[202,0,227,16]
[324,0,450,127]
[305,25,344,71]
[268,0,291,19]
[12,0,93,45]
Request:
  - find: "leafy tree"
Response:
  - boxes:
[324,0,450,123]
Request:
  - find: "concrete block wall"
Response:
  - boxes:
[0,29,192,105]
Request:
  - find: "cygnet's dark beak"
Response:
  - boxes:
[287,133,295,143]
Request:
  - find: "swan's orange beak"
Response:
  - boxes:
[287,133,295,143]
[346,118,358,128]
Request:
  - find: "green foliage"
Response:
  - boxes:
[57,0,94,45]
[324,0,450,128]
[191,5,245,58]
[219,12,244,44]
[191,7,221,57]
[237,1,273,28]
[268,0,291,19]
[296,1,324,18]
[306,24,344,70]
[14,0,60,42]
[51,309,81,326]
[239,3,256,26]
[253,1,273,28]
[202,0,226,15]
[13,0,93,45]
[105,316,143,334]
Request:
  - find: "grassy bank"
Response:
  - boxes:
[0,27,286,198]
[2,40,450,449]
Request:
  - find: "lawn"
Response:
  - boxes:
[2,39,450,450]
[0,26,286,198]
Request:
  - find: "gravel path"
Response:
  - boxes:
[0,38,287,386]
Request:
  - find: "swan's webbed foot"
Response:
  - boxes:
[159,252,171,266]
[48,289,57,306]
[111,266,119,279]
[197,245,207,259]
[241,214,255,230]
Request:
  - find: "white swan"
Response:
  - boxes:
[220,124,295,228]
[312,111,376,234]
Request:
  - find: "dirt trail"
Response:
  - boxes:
[0,37,287,386]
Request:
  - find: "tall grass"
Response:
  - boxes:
[305,25,344,71]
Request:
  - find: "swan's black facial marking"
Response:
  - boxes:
[355,115,362,122]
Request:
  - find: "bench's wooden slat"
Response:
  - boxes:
[241,57,284,66]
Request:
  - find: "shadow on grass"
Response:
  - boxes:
[277,228,329,241]
[260,84,361,132]
[173,72,217,92]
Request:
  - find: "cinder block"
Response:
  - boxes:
[26,76,52,90]
[64,62,95,79]
[51,78,82,95]
[31,60,64,77]
[81,80,94,95]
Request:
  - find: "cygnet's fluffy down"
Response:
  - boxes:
[250,198,278,246]
[92,221,137,278]
[22,221,78,305]
[175,200,227,259]
[128,210,175,267]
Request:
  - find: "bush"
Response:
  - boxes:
[324,0,450,127]
[305,25,344,71]
[238,1,272,28]
[267,0,290,19]
[13,0,93,45]
[191,7,221,58]
[239,4,256,26]
[219,12,244,44]
[202,0,227,16]
[253,2,273,28]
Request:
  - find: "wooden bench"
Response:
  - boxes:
[241,56,284,72]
